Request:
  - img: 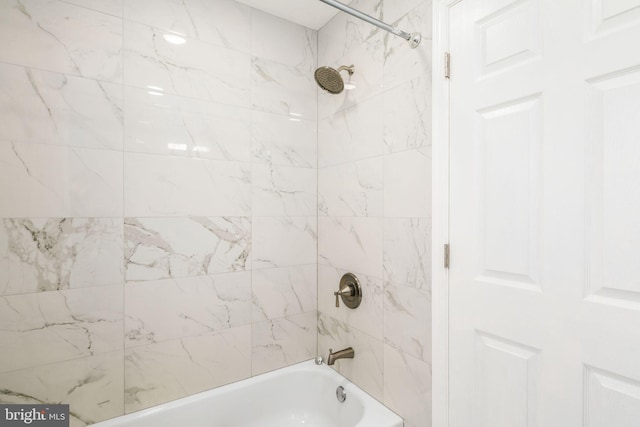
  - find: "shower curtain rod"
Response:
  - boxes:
[319,0,422,48]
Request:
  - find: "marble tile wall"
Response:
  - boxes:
[0,0,317,424]
[317,1,433,426]
[1,0,433,425]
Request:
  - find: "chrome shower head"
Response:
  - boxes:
[314,65,355,94]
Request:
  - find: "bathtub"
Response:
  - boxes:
[93,359,403,427]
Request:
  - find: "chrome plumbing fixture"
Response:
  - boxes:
[336,386,347,403]
[334,272,362,309]
[315,356,324,365]
[327,347,355,366]
[319,0,422,48]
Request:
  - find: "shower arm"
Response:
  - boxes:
[319,0,422,48]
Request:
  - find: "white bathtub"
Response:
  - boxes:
[93,359,403,427]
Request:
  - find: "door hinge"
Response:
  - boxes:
[444,243,450,269]
[444,52,451,79]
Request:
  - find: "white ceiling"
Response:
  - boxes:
[234,0,342,30]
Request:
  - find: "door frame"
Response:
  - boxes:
[432,1,461,425]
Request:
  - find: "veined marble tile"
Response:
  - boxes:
[0,0,123,82]
[384,76,431,153]
[318,0,383,62]
[384,283,431,363]
[318,95,384,167]
[60,0,123,17]
[318,265,383,340]
[318,157,383,217]
[252,58,317,120]
[251,111,317,169]
[251,10,317,73]
[252,265,317,322]
[318,217,383,279]
[317,313,384,401]
[65,147,124,217]
[384,217,431,290]
[0,218,123,295]
[252,217,317,270]
[124,21,250,106]
[384,148,431,218]
[383,0,430,25]
[125,272,251,347]
[124,86,251,161]
[0,63,123,150]
[0,142,123,218]
[383,2,432,91]
[252,164,317,216]
[0,286,123,373]
[124,0,251,52]
[383,344,432,427]
[0,351,124,426]
[125,326,251,413]
[124,153,250,217]
[124,217,251,281]
[251,311,316,375]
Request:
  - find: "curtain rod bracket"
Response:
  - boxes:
[319,0,422,49]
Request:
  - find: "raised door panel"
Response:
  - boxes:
[587,69,640,307]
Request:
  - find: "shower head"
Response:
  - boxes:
[314,65,355,94]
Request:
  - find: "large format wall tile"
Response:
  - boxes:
[318,157,383,217]
[384,148,431,218]
[124,153,250,217]
[318,95,384,167]
[125,272,251,347]
[383,344,432,427]
[0,142,123,218]
[0,351,124,426]
[124,326,251,413]
[252,265,317,322]
[318,216,383,278]
[0,0,329,422]
[384,217,431,290]
[0,0,123,82]
[318,2,433,426]
[252,58,317,120]
[251,311,316,375]
[317,313,384,401]
[251,10,317,72]
[0,218,123,295]
[383,0,426,24]
[252,164,317,216]
[61,0,123,17]
[252,111,317,168]
[124,21,251,106]
[384,76,431,154]
[124,217,251,281]
[383,2,433,91]
[252,217,317,269]
[384,283,431,363]
[0,63,123,150]
[124,87,251,161]
[124,0,251,52]
[0,286,123,373]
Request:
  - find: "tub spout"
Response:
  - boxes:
[327,347,354,365]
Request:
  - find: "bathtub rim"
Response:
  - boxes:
[92,358,403,427]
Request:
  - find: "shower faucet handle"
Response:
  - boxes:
[333,273,362,309]
[334,287,354,307]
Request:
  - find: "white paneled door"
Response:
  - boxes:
[448,0,640,426]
